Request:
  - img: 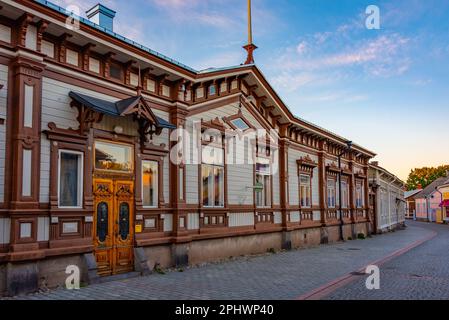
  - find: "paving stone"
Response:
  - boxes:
[5,222,435,300]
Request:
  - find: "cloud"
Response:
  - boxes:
[148,0,239,29]
[296,41,308,55]
[271,32,412,86]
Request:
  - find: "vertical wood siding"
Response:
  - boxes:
[0,218,10,244]
[228,212,255,227]
[0,64,8,202]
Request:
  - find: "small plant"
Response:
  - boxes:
[267,248,276,254]
[178,268,184,273]
[347,237,353,241]
[357,233,366,240]
[154,263,166,275]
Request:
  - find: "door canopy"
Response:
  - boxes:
[69,91,176,141]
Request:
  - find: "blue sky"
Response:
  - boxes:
[53,0,449,180]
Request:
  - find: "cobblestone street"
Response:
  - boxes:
[5,221,442,300]
[326,221,449,300]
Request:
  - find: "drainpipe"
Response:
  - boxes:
[435,187,443,223]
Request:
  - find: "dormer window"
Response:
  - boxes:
[230,118,250,131]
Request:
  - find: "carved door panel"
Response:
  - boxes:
[93,179,115,276]
[113,180,134,274]
[94,179,135,276]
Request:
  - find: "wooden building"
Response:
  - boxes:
[368,162,406,233]
[0,0,376,296]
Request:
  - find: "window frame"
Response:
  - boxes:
[327,178,336,208]
[141,160,159,209]
[201,163,225,208]
[356,181,364,208]
[341,180,349,209]
[94,140,134,173]
[255,162,272,208]
[299,174,312,208]
[57,149,84,209]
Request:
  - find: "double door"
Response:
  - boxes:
[93,178,134,276]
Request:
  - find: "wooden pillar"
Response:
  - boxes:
[6,56,45,252]
[364,161,371,223]
[348,154,356,223]
[318,141,327,225]
[169,104,189,238]
[278,124,290,230]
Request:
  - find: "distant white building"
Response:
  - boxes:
[369,162,406,233]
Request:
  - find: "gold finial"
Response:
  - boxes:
[243,0,257,64]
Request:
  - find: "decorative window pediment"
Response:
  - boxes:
[297,155,318,175]
[341,165,353,176]
[326,162,341,177]
[355,169,367,179]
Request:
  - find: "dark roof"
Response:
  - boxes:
[414,177,449,199]
[404,189,422,199]
[69,91,176,130]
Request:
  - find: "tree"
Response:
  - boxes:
[406,165,449,191]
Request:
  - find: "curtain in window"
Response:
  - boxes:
[60,153,79,207]
[143,161,158,207]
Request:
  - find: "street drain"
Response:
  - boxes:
[348,248,361,251]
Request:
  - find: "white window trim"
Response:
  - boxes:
[327,179,336,208]
[256,165,272,208]
[142,160,159,209]
[58,149,84,209]
[299,174,312,208]
[202,164,225,209]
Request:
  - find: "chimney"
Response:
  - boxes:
[86,4,116,31]
[417,184,423,190]
[371,161,379,167]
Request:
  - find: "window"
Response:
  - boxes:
[300,175,311,207]
[209,85,216,96]
[110,63,122,80]
[341,181,349,208]
[95,141,133,172]
[327,179,336,208]
[356,183,364,208]
[202,145,224,207]
[58,150,83,208]
[142,161,158,208]
[231,118,250,131]
[256,162,271,207]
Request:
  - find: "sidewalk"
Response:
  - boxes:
[8,223,434,300]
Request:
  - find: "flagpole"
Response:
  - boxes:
[248,0,252,45]
[243,0,257,64]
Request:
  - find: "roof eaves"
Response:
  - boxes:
[34,0,198,74]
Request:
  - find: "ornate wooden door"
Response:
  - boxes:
[93,179,134,276]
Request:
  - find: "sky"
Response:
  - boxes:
[51,0,449,181]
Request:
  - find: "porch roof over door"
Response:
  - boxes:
[68,91,176,130]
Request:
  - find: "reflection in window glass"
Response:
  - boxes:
[95,141,133,172]
[202,165,224,207]
[256,163,271,207]
[327,179,336,208]
[59,151,82,208]
[142,161,158,207]
[300,174,311,207]
[231,118,250,130]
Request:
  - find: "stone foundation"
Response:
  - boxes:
[0,222,370,297]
